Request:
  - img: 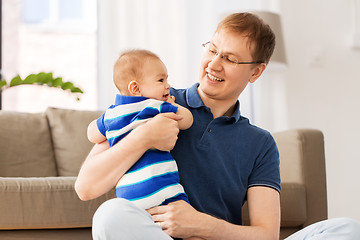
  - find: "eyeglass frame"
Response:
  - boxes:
[202,41,264,65]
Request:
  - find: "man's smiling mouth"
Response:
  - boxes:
[207,73,224,82]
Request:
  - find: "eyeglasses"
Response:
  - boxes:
[202,41,263,66]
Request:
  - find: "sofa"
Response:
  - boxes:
[0,107,327,239]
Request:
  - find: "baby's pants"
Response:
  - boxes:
[92,198,172,240]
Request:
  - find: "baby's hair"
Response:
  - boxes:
[113,49,161,94]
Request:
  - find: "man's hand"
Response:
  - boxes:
[139,112,182,151]
[147,200,205,239]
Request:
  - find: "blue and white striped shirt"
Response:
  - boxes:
[97,95,189,209]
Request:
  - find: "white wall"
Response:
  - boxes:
[277,0,360,221]
[97,0,199,110]
[96,0,280,111]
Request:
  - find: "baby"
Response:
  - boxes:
[87,49,193,210]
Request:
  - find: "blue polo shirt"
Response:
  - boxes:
[170,83,281,225]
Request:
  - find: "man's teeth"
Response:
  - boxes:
[208,74,224,82]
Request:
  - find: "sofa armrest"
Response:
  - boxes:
[273,129,328,227]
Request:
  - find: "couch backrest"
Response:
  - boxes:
[273,130,305,184]
[46,107,102,176]
[0,111,57,177]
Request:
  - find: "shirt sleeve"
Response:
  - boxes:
[96,112,107,137]
[248,132,281,193]
[160,101,178,114]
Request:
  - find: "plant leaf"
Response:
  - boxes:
[23,74,37,84]
[50,77,63,87]
[0,80,7,88]
[61,81,74,90]
[37,72,52,84]
[9,75,23,87]
[71,87,84,93]
[4,72,84,100]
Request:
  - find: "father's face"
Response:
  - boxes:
[198,29,265,104]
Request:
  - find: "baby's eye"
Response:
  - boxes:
[158,78,164,82]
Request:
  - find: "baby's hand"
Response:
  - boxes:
[167,95,176,104]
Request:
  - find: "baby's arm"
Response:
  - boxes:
[167,96,193,130]
[87,119,107,144]
[175,104,193,130]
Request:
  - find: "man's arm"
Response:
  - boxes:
[148,186,280,240]
[75,113,183,201]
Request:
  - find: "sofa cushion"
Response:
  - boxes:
[0,177,116,229]
[46,108,102,176]
[0,111,57,177]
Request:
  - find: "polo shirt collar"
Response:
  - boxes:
[114,94,147,105]
[232,101,242,122]
[185,83,242,122]
[186,83,204,108]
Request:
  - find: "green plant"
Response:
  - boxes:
[0,72,84,101]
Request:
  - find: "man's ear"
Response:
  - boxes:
[249,63,266,83]
[128,80,141,96]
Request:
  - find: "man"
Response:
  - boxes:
[75,12,360,240]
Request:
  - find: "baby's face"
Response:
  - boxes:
[138,58,171,101]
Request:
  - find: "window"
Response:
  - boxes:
[23,0,50,24]
[1,0,97,112]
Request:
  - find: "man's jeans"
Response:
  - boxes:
[92,198,360,240]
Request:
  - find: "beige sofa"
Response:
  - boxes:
[0,107,327,239]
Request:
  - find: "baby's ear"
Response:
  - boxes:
[128,80,141,96]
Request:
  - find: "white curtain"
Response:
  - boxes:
[97,0,282,128]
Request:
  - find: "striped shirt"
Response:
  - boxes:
[97,95,189,209]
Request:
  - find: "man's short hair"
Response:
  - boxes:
[216,12,276,64]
